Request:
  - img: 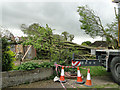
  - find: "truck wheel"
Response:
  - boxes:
[110,56,120,85]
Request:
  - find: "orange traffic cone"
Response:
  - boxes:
[84,68,92,87]
[60,66,66,83]
[76,67,85,84]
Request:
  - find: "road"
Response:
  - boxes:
[10,76,120,89]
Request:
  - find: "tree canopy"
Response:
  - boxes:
[69,34,74,41]
[77,5,118,48]
[21,23,54,61]
[81,41,91,46]
[61,31,69,41]
[61,31,74,41]
[21,23,75,62]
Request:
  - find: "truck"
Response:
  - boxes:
[72,0,120,85]
[99,0,120,85]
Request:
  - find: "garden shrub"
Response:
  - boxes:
[39,62,54,68]
[16,61,54,70]
[2,37,16,71]
[16,62,40,70]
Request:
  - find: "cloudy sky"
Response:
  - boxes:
[0,0,117,44]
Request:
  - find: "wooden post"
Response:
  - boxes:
[22,45,32,61]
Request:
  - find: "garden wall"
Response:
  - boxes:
[1,68,53,88]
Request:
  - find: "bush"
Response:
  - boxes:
[39,62,54,68]
[2,37,16,71]
[16,62,40,70]
[16,61,54,71]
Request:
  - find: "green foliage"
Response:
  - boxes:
[39,62,54,68]
[61,31,74,42]
[69,34,74,41]
[2,37,16,71]
[16,61,54,71]
[16,62,39,70]
[51,48,87,65]
[77,5,103,37]
[81,43,87,46]
[36,49,49,59]
[81,41,91,46]
[21,23,76,62]
[51,49,72,64]
[61,31,69,41]
[77,5,118,48]
[21,23,54,61]
[21,23,88,65]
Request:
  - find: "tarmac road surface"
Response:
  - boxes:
[10,76,120,89]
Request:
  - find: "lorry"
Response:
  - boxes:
[99,0,120,85]
[72,0,120,85]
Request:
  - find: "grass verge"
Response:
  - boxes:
[64,66,111,76]
[80,66,111,76]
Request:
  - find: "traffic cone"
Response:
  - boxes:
[84,68,92,87]
[60,66,66,83]
[76,67,85,84]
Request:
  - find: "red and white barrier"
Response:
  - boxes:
[72,60,81,66]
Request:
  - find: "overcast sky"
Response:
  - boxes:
[0,0,117,44]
